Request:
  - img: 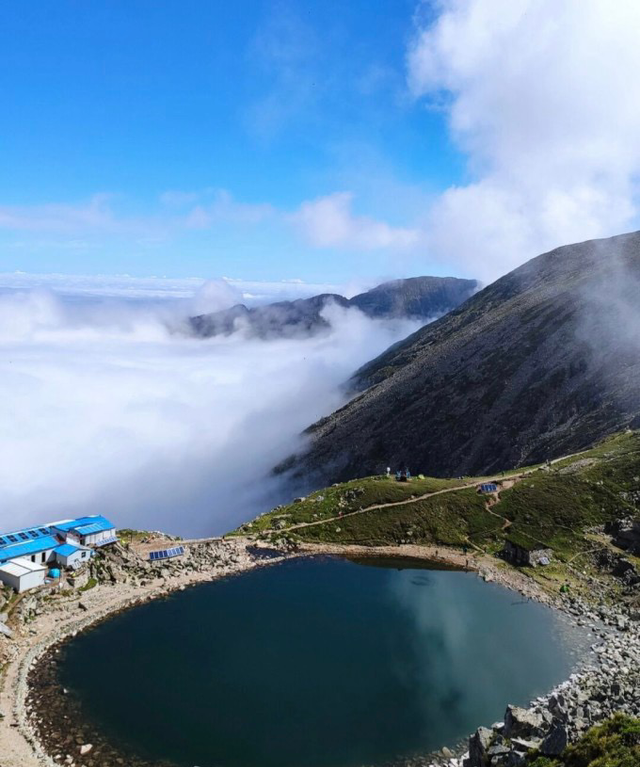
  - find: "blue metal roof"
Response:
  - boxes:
[0,526,52,548]
[480,483,498,493]
[54,543,80,557]
[52,516,115,535]
[0,535,59,564]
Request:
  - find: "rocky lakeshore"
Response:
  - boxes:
[305,544,640,767]
[423,594,640,767]
[1,534,639,767]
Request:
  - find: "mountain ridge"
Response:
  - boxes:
[286,231,640,485]
[189,275,478,339]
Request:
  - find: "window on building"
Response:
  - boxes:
[31,555,36,563]
[41,552,46,563]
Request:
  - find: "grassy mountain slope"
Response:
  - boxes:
[240,431,640,570]
[288,232,640,484]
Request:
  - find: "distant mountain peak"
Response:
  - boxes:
[189,275,478,340]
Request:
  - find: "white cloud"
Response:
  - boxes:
[0,186,421,265]
[0,271,343,305]
[159,190,201,207]
[290,191,420,250]
[407,0,640,280]
[184,190,274,229]
[0,290,420,537]
[245,5,321,141]
[0,189,273,239]
[0,195,122,234]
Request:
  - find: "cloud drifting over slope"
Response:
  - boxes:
[0,289,420,537]
[408,0,640,280]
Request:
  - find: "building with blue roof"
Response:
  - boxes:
[54,542,92,569]
[50,515,118,548]
[0,531,59,566]
[0,515,117,592]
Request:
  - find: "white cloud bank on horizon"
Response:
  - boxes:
[0,270,345,306]
[407,0,640,280]
[0,289,420,537]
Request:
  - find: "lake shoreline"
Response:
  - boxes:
[0,536,634,767]
[1,538,290,767]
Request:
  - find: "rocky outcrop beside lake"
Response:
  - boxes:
[429,596,640,767]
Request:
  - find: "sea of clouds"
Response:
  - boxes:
[0,278,420,537]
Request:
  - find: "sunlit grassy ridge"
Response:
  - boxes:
[234,431,640,562]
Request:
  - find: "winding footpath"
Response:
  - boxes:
[271,450,589,542]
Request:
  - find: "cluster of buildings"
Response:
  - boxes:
[0,515,117,593]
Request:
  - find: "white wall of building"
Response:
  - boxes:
[58,547,92,569]
[82,529,115,546]
[0,559,46,593]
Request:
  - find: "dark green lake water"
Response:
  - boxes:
[58,557,583,767]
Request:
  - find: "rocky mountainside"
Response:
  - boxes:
[286,231,640,484]
[189,276,477,339]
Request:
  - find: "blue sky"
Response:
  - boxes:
[0,0,465,284]
[2,1,639,287]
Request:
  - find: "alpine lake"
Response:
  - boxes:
[55,556,588,767]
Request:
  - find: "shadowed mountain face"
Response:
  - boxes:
[286,231,640,485]
[189,276,478,339]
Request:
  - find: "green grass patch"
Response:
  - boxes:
[528,714,640,767]
[295,488,498,547]
[79,577,98,592]
[235,475,463,536]
[494,434,640,559]
[236,430,640,561]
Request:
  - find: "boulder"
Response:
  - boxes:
[503,705,545,740]
[493,753,527,767]
[0,623,13,638]
[468,726,494,767]
[547,694,568,722]
[540,724,568,756]
[487,742,511,759]
[510,737,542,751]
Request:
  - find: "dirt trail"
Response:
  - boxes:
[274,476,520,536]
[269,448,590,538]
[484,493,513,530]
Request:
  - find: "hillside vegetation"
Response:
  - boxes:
[237,431,640,568]
[528,715,640,767]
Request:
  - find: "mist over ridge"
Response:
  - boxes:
[0,280,424,537]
